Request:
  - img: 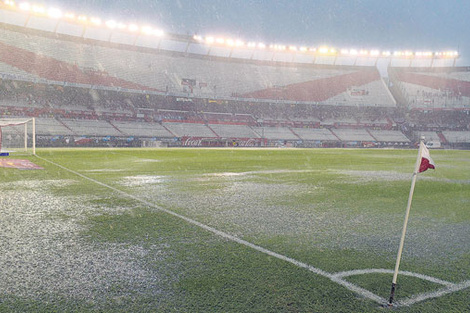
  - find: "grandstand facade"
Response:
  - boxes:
[1,4,469,149]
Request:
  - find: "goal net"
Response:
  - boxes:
[0,118,36,155]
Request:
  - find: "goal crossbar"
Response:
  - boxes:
[0,118,36,155]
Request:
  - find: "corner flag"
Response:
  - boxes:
[388,138,435,306]
[419,145,435,173]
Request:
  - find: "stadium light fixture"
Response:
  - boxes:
[247,42,256,48]
[90,17,102,26]
[18,2,30,11]
[64,12,75,19]
[31,4,44,14]
[4,1,459,60]
[77,15,88,23]
[152,29,164,37]
[105,20,117,29]
[47,7,62,19]
[128,23,139,32]
[141,26,153,35]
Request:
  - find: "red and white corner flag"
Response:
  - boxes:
[389,139,435,306]
[419,145,435,173]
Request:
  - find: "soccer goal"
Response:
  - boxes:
[0,118,36,155]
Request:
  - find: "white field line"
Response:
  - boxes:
[333,269,454,287]
[398,280,470,307]
[35,155,470,307]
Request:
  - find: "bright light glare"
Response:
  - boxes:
[64,13,75,19]
[141,26,153,35]
[47,7,62,19]
[90,17,101,25]
[31,4,44,13]
[105,20,117,29]
[18,2,30,11]
[128,24,139,32]
[152,29,164,36]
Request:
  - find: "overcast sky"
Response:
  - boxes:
[51,0,469,65]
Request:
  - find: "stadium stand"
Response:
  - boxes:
[0,9,468,149]
[389,67,470,110]
[163,122,216,138]
[368,130,410,143]
[111,121,173,138]
[292,128,338,141]
[251,126,299,140]
[209,124,260,139]
[331,129,375,142]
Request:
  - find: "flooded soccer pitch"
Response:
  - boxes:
[1,148,469,312]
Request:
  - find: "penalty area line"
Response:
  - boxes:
[37,155,469,307]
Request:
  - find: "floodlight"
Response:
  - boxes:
[289,46,297,51]
[205,36,215,44]
[370,50,380,56]
[340,49,349,55]
[31,4,44,14]
[235,40,244,47]
[128,24,139,32]
[90,17,101,25]
[299,47,307,52]
[382,51,391,56]
[216,37,225,44]
[258,43,266,49]
[105,20,117,29]
[318,47,329,54]
[152,29,164,36]
[247,42,256,48]
[141,26,153,35]
[226,39,235,46]
[77,15,88,22]
[18,2,30,11]
[193,35,203,41]
[47,7,62,19]
[64,12,75,19]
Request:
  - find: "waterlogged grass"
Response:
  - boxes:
[0,148,469,312]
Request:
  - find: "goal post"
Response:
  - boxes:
[0,118,36,155]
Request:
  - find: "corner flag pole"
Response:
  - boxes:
[388,138,425,306]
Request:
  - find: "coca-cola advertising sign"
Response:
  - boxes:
[181,137,265,147]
